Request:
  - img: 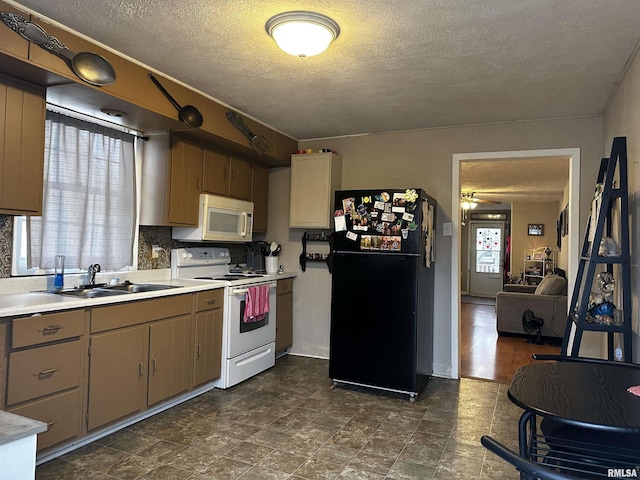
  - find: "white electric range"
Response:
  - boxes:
[171,247,277,388]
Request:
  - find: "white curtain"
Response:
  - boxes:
[29,111,136,271]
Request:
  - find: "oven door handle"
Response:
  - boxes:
[231,282,277,295]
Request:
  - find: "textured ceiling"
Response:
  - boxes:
[8,0,640,141]
[461,156,570,205]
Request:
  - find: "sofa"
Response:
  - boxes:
[495,274,568,338]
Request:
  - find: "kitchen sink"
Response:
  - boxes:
[56,282,181,298]
[103,283,181,293]
[57,288,130,298]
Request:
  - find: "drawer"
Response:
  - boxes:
[12,309,85,349]
[196,289,224,312]
[276,278,293,295]
[91,294,192,333]
[9,388,82,451]
[7,340,83,405]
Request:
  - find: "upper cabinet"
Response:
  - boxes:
[202,149,252,201]
[140,132,202,227]
[142,132,270,229]
[0,75,45,215]
[202,147,229,196]
[290,152,342,228]
[168,136,203,226]
[229,156,252,201]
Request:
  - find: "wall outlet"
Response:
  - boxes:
[152,245,162,259]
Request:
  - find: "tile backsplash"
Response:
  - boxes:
[0,217,248,279]
[0,215,12,278]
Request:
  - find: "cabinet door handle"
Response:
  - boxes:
[196,344,202,359]
[34,368,58,378]
[152,358,157,374]
[38,325,63,335]
[138,362,144,377]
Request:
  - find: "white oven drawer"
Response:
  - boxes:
[224,342,275,388]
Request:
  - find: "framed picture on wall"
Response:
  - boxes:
[528,223,544,236]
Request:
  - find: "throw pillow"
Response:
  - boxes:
[535,274,566,295]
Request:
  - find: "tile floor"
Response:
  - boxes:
[36,355,524,480]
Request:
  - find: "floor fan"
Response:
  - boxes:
[522,309,544,344]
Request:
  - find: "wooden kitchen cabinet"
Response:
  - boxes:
[140,132,203,226]
[202,149,252,201]
[202,146,230,196]
[290,152,342,228]
[87,294,193,429]
[275,278,293,352]
[87,325,148,431]
[5,309,85,451]
[168,136,203,226]
[193,289,224,387]
[0,76,45,215]
[252,162,269,232]
[229,156,252,201]
[148,315,192,406]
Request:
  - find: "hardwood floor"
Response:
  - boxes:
[460,298,561,384]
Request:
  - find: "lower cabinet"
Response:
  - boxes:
[5,309,85,451]
[148,315,192,406]
[193,290,224,387]
[87,325,148,431]
[275,279,293,352]
[3,288,225,454]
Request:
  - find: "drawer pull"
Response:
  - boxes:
[205,299,217,305]
[38,325,63,335]
[35,368,58,378]
[45,419,57,430]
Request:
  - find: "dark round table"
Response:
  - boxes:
[508,361,640,433]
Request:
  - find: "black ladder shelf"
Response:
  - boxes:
[561,136,632,361]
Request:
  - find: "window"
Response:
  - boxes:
[13,110,136,275]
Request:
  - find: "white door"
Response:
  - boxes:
[468,222,504,296]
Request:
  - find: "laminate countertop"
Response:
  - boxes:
[0,272,296,318]
[0,410,47,446]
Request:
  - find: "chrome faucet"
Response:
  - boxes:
[88,264,101,285]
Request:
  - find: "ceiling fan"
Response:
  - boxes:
[460,192,500,210]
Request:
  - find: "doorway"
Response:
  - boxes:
[450,148,581,380]
[468,222,505,297]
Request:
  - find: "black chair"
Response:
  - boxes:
[481,435,582,480]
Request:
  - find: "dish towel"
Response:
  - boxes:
[243,285,270,323]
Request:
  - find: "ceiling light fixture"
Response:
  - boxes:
[461,193,478,211]
[265,11,340,59]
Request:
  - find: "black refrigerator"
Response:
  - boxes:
[329,188,436,400]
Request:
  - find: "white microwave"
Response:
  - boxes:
[172,194,253,242]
